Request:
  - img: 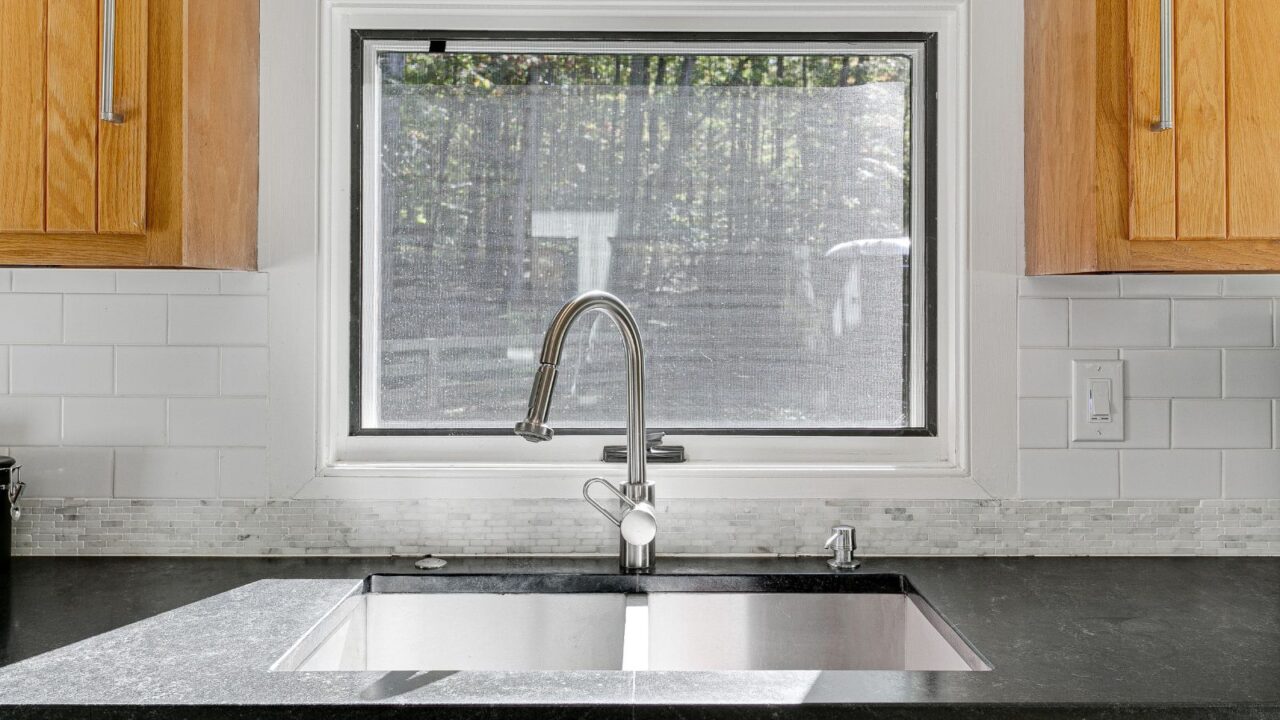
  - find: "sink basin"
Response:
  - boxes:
[644,592,982,671]
[273,574,989,672]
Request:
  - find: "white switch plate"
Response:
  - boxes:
[1071,359,1124,442]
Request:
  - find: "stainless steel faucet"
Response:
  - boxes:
[515,290,657,571]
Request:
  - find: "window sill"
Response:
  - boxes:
[297,461,992,499]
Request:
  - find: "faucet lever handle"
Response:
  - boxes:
[582,477,657,546]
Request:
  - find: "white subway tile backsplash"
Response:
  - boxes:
[168,296,268,345]
[1017,274,1280,506]
[63,398,166,446]
[0,295,63,343]
[0,278,277,510]
[1125,399,1174,449]
[219,347,268,396]
[1020,450,1119,498]
[1173,299,1273,347]
[1019,276,1120,298]
[115,448,218,498]
[218,448,267,498]
[1018,299,1068,347]
[219,272,269,295]
[1223,450,1280,498]
[10,346,113,395]
[2,263,1280,551]
[1018,398,1068,448]
[1072,399,1171,449]
[1222,275,1280,297]
[116,347,219,396]
[1120,349,1221,398]
[1275,400,1280,449]
[64,295,167,344]
[116,270,220,295]
[0,398,61,445]
[11,269,115,294]
[1171,399,1272,448]
[1019,349,1119,397]
[1120,450,1221,499]
[1120,275,1221,297]
[10,447,113,497]
[169,398,267,447]
[1070,299,1170,347]
[1223,350,1280,398]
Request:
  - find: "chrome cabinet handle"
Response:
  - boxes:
[99,0,124,123]
[1152,0,1173,132]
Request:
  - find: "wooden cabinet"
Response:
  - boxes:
[1027,0,1280,274]
[0,0,257,269]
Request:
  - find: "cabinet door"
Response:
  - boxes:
[0,0,46,232]
[0,0,145,237]
[1227,0,1280,238]
[1129,0,1227,242]
[46,0,100,232]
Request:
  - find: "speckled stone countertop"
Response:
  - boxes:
[0,556,1278,719]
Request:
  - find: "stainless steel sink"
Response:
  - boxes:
[275,593,627,671]
[272,574,989,672]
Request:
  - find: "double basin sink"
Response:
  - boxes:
[273,573,989,673]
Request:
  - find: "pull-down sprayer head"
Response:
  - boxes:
[514,364,558,442]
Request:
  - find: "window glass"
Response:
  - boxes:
[361,41,923,432]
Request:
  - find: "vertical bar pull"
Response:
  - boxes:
[1152,0,1174,131]
[99,0,124,123]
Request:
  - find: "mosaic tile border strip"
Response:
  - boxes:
[10,498,1280,556]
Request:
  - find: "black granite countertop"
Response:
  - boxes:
[0,556,1278,719]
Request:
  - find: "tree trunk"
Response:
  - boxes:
[506,63,543,305]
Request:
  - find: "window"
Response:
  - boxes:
[353,33,935,439]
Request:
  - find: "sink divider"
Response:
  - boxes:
[621,594,649,671]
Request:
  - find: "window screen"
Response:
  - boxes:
[354,35,933,435]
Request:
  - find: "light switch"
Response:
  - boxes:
[1087,378,1112,421]
[1072,359,1124,441]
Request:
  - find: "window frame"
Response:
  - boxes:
[306,0,987,498]
[350,31,938,438]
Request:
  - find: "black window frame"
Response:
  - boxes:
[349,29,939,439]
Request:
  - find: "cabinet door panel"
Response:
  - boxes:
[1227,0,1280,238]
[46,0,99,233]
[97,0,146,234]
[0,0,47,232]
[1175,0,1227,239]
[1128,0,1176,240]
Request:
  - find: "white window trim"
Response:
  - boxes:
[262,0,1021,501]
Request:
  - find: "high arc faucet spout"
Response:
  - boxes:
[514,290,647,489]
